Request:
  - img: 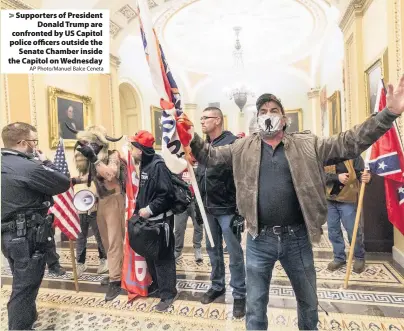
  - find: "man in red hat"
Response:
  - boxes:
[129,130,178,312]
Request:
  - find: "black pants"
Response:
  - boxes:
[77,212,106,263]
[45,234,60,269]
[1,228,46,330]
[145,215,177,301]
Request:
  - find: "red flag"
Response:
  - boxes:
[368,80,404,235]
[121,149,152,301]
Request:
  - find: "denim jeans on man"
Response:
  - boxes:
[205,212,246,299]
[246,225,318,330]
[327,201,365,262]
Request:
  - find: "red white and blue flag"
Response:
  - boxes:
[137,0,193,174]
[367,80,404,235]
[49,138,81,240]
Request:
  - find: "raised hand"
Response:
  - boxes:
[76,141,97,163]
[386,74,404,115]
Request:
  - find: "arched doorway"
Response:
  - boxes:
[119,82,141,136]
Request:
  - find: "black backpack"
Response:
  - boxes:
[152,159,192,215]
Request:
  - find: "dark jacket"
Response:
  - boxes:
[135,154,174,217]
[1,149,71,222]
[196,131,237,215]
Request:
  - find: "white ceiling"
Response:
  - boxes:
[158,0,329,73]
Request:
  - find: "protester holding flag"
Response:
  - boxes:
[190,75,404,331]
[121,137,152,301]
[67,124,126,302]
[130,130,178,312]
[368,78,404,235]
[1,122,70,330]
[325,156,371,274]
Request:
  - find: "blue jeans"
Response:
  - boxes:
[246,225,318,330]
[327,201,365,262]
[205,213,246,299]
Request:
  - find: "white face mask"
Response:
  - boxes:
[257,114,284,138]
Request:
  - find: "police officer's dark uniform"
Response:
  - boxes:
[1,148,70,330]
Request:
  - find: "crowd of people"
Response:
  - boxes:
[1,75,404,330]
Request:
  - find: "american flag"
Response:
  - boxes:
[49,138,81,240]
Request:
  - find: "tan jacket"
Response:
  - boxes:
[190,108,399,243]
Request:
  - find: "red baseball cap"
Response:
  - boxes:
[129,130,155,148]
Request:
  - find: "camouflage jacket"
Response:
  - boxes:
[190,108,400,243]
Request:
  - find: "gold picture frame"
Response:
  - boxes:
[150,105,163,150]
[48,86,92,148]
[328,91,342,135]
[285,109,303,132]
[364,48,389,116]
[223,115,228,130]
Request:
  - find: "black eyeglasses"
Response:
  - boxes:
[200,116,219,121]
[19,139,39,146]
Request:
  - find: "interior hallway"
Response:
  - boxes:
[1,222,404,330]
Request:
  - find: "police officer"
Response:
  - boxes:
[1,122,70,330]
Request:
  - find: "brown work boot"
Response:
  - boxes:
[353,259,366,273]
[327,260,346,272]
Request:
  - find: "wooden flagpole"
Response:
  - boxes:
[343,169,368,289]
[343,78,385,289]
[69,239,80,292]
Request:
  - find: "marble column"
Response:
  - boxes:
[307,88,321,136]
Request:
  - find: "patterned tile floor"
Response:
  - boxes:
[1,222,404,330]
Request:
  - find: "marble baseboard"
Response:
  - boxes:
[393,246,404,269]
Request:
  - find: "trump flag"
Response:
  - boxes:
[137,0,193,174]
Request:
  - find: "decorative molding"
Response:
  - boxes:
[110,54,121,68]
[109,20,122,39]
[393,0,403,136]
[28,74,37,128]
[148,0,158,9]
[345,34,354,129]
[307,88,320,99]
[1,0,33,9]
[154,0,327,71]
[3,75,10,124]
[118,4,138,22]
[339,0,372,32]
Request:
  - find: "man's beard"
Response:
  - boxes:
[75,152,89,174]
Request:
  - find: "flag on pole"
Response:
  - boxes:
[137,0,193,174]
[121,144,152,300]
[368,79,404,235]
[136,0,215,247]
[49,138,81,240]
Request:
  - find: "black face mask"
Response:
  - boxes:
[90,143,103,155]
[74,141,103,155]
